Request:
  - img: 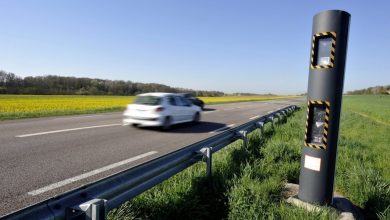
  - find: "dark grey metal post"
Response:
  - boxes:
[298,10,350,205]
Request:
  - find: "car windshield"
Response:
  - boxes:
[134,96,161,105]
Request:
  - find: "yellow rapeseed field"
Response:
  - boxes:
[0,95,297,120]
[0,95,134,120]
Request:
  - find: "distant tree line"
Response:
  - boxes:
[346,85,390,95]
[0,70,224,96]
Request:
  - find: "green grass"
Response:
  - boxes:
[108,95,389,219]
[0,94,298,120]
[336,95,390,219]
[108,111,337,220]
[343,95,390,125]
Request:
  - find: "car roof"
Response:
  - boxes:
[178,93,195,96]
[137,92,176,97]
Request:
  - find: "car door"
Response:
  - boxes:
[178,96,194,122]
[173,96,187,122]
[166,96,180,123]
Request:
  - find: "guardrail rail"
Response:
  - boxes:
[3,105,298,220]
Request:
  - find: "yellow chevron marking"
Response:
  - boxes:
[309,144,324,150]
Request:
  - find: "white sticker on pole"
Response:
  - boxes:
[304,155,321,171]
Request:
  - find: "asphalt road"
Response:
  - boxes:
[0,98,303,217]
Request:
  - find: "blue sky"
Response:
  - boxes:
[0,0,389,95]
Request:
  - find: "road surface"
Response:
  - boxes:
[0,98,303,216]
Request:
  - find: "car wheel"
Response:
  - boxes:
[193,112,200,124]
[162,116,172,131]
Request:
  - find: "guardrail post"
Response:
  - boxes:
[237,130,248,148]
[67,199,107,220]
[199,147,212,177]
[276,113,283,124]
[281,110,287,122]
[268,116,275,128]
[256,121,265,137]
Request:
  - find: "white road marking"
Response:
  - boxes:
[53,115,103,120]
[209,124,235,133]
[249,115,260,120]
[222,107,241,111]
[267,111,273,114]
[16,124,122,138]
[27,151,158,196]
[203,110,219,114]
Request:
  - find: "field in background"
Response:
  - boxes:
[0,95,134,120]
[199,95,298,104]
[335,95,390,219]
[0,95,296,120]
[108,95,389,220]
[343,95,390,126]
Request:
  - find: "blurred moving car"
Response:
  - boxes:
[123,93,202,130]
[179,93,205,110]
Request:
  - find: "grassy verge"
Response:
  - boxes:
[336,95,390,219]
[108,95,389,219]
[0,95,298,120]
[108,110,337,220]
[343,95,390,125]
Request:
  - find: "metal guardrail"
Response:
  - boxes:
[3,105,298,220]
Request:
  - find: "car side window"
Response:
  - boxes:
[174,96,185,106]
[167,96,177,106]
[179,96,191,106]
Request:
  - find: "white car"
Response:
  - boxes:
[123,93,202,130]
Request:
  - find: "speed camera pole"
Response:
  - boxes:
[298,10,350,205]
